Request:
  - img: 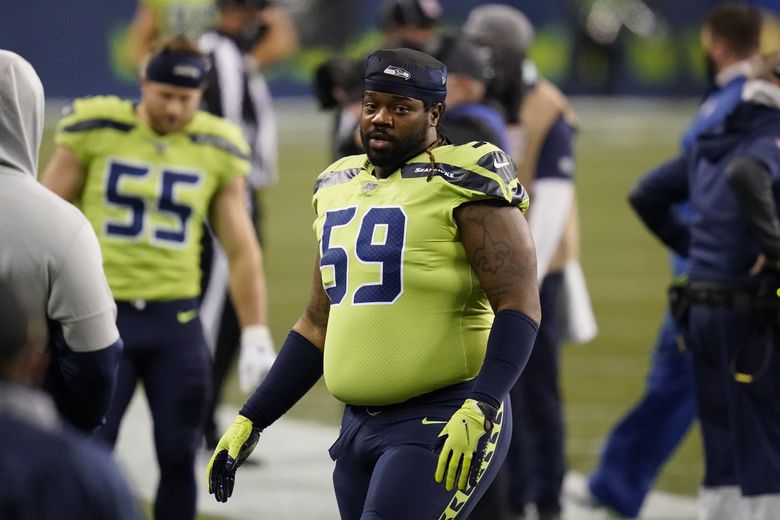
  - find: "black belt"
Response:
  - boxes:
[685,281,758,310]
[669,280,780,384]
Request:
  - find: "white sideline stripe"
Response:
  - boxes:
[114,393,697,520]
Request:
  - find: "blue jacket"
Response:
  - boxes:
[661,74,747,276]
[688,101,780,282]
[632,98,780,283]
[631,73,751,273]
[681,75,747,152]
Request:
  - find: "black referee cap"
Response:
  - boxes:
[364,48,447,103]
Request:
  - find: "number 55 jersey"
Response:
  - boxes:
[312,143,529,407]
[54,96,250,301]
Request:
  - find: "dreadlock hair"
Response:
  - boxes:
[423,100,447,181]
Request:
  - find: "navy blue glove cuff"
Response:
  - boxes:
[469,309,538,410]
[240,331,323,429]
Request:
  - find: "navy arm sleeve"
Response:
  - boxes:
[469,310,539,411]
[726,156,780,260]
[628,153,691,256]
[240,331,323,429]
[45,327,122,433]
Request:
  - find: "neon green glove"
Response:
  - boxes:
[206,415,261,503]
[435,398,496,491]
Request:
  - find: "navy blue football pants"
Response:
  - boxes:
[330,382,512,519]
[588,311,697,517]
[95,299,210,520]
[687,304,780,495]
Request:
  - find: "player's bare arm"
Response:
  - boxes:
[210,175,267,327]
[40,145,87,202]
[291,255,329,351]
[456,202,541,323]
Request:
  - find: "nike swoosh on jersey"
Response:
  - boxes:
[421,417,447,425]
[493,160,510,169]
[177,309,198,324]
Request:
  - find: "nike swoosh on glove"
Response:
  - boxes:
[434,398,496,491]
[207,415,261,503]
[239,324,276,393]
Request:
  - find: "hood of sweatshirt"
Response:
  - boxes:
[0,50,44,178]
[696,80,780,163]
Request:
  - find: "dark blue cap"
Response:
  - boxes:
[363,48,447,103]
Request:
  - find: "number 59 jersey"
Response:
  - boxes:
[54,96,250,301]
[312,142,529,406]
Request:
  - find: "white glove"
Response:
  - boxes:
[238,325,276,393]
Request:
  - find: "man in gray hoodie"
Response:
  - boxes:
[0,50,122,433]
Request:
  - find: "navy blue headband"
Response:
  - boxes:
[145,51,207,89]
[364,48,447,103]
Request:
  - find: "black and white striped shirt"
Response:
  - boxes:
[199,30,278,189]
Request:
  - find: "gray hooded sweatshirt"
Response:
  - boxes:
[0,50,121,431]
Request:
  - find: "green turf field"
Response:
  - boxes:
[41,96,702,516]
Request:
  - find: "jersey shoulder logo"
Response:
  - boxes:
[421,417,447,425]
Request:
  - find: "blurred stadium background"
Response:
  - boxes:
[7,0,780,518]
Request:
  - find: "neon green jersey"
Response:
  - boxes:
[312,142,529,406]
[55,95,250,301]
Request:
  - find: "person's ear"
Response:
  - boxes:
[430,102,443,127]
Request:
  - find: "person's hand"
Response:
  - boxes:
[750,255,780,276]
[435,399,497,491]
[239,325,276,393]
[207,415,261,503]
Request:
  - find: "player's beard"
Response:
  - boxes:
[361,122,430,173]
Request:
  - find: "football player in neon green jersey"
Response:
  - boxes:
[208,48,541,519]
[42,36,274,520]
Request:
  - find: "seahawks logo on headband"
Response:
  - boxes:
[383,66,411,80]
[173,64,202,80]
